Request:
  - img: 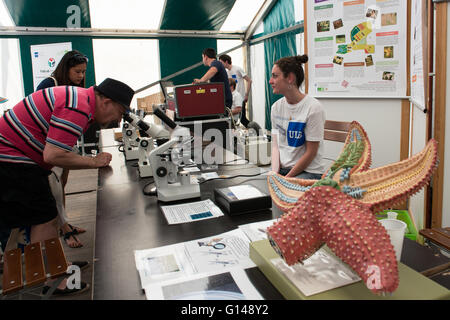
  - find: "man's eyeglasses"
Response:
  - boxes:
[72,53,89,63]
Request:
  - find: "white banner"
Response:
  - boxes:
[410,0,426,110]
[30,42,72,91]
[306,0,407,97]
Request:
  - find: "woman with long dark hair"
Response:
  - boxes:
[37,50,88,90]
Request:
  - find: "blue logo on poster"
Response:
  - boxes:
[287,122,306,147]
[34,52,39,58]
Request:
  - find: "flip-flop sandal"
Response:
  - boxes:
[62,230,83,248]
[69,260,90,271]
[68,224,86,235]
[42,281,89,297]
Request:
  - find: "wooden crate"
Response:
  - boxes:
[137,92,164,113]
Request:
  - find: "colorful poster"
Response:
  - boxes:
[30,42,72,91]
[306,0,407,97]
[410,0,427,110]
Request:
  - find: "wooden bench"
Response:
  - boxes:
[420,227,450,252]
[324,120,351,143]
[1,237,68,299]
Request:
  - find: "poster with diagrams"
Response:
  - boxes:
[410,0,426,110]
[306,0,407,97]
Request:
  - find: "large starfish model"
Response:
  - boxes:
[266,121,438,294]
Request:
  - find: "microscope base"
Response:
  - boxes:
[138,164,153,178]
[156,183,201,202]
[124,147,140,161]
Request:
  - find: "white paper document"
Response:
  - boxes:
[184,229,256,274]
[228,185,264,200]
[134,243,193,289]
[161,199,224,225]
[135,229,256,293]
[238,219,277,242]
[271,248,361,296]
[145,268,263,300]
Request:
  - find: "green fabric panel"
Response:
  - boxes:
[159,38,216,86]
[5,0,91,28]
[160,0,235,30]
[19,36,95,96]
[263,0,298,131]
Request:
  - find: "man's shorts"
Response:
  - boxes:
[0,162,58,228]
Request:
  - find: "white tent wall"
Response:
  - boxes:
[318,98,402,169]
[250,42,266,128]
[0,38,24,114]
[92,39,161,110]
[217,39,244,71]
[249,22,266,128]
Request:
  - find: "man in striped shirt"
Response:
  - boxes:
[0,79,133,292]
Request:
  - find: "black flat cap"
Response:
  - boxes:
[94,78,135,111]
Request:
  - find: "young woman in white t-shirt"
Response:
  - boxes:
[269,54,326,180]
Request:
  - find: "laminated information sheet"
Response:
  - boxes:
[134,229,257,295]
[160,199,224,224]
[306,0,407,97]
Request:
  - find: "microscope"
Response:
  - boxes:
[149,107,201,202]
[122,112,169,178]
[121,120,140,161]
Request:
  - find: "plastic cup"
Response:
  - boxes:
[387,211,398,219]
[379,219,407,261]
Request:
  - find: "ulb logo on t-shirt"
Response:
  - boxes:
[287,121,306,147]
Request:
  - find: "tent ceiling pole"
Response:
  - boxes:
[244,0,279,41]
[0,26,244,39]
[135,42,246,94]
[249,23,304,45]
[135,21,305,95]
[245,42,253,122]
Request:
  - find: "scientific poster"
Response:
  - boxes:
[30,42,72,91]
[306,0,407,97]
[410,0,426,110]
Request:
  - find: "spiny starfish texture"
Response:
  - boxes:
[266,121,439,294]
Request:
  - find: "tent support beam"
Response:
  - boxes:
[0,26,244,39]
[244,0,279,41]
[135,42,247,94]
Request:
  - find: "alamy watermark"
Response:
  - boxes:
[66,264,81,290]
[168,123,271,166]
[365,265,382,290]
[66,5,81,28]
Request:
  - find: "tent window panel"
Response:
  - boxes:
[92,39,160,110]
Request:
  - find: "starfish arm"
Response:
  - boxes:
[267,173,317,212]
[322,121,372,182]
[267,186,399,294]
[344,139,438,212]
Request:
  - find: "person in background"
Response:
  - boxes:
[219,54,252,105]
[37,50,87,90]
[193,48,233,108]
[36,50,88,248]
[0,77,134,296]
[269,54,326,180]
[228,78,243,126]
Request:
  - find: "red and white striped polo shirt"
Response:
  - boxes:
[0,86,96,170]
